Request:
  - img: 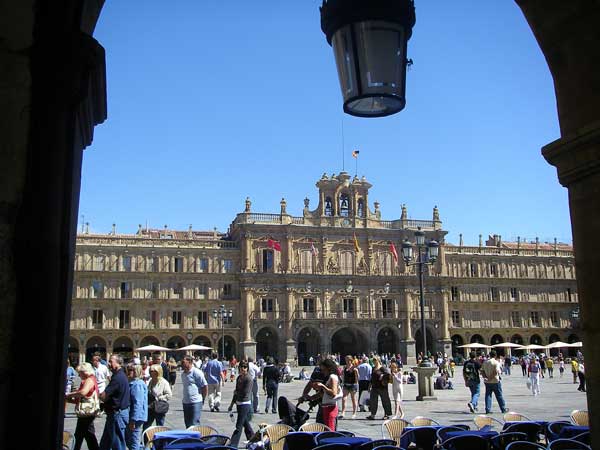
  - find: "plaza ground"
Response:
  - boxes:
[64,367,587,447]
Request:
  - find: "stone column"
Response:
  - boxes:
[403,290,417,365]
[284,288,296,362]
[439,291,452,356]
[240,287,256,359]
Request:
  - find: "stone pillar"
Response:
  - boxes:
[240,288,256,359]
[403,290,417,365]
[412,366,438,401]
[284,288,296,362]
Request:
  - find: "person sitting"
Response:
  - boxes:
[407,372,416,384]
[298,368,310,380]
[434,372,454,390]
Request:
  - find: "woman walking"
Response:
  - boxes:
[144,364,172,429]
[390,362,404,418]
[167,357,178,387]
[65,362,100,450]
[340,355,359,419]
[126,364,148,450]
[366,357,393,420]
[228,361,255,448]
[528,356,541,396]
[262,357,280,414]
[313,358,341,431]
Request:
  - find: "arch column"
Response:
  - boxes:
[240,288,256,360]
[284,287,296,363]
[402,290,416,365]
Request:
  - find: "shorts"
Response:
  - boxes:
[343,383,358,392]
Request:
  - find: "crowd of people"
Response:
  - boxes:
[64,348,585,450]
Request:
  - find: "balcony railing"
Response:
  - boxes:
[445,245,573,258]
[290,309,409,320]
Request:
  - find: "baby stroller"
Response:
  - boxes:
[278,396,310,430]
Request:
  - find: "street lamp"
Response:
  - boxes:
[213,305,233,359]
[320,0,416,117]
[401,227,439,367]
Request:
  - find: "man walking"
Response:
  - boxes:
[203,352,224,412]
[93,354,111,395]
[99,354,130,450]
[481,350,508,414]
[357,356,372,412]
[247,357,260,414]
[463,352,481,413]
[181,356,208,427]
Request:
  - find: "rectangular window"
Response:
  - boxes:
[490,263,498,277]
[222,259,233,273]
[511,311,520,327]
[147,310,158,328]
[550,311,559,327]
[172,311,182,325]
[530,311,540,327]
[197,311,208,326]
[91,281,103,299]
[197,283,207,299]
[173,283,184,299]
[94,255,105,271]
[223,283,232,298]
[174,257,183,273]
[300,251,313,274]
[490,287,499,301]
[122,255,132,272]
[261,298,274,312]
[262,250,274,273]
[199,258,209,272]
[567,288,572,302]
[92,309,103,328]
[343,298,355,313]
[470,263,478,277]
[119,310,130,329]
[303,298,315,313]
[381,298,393,316]
[148,256,159,272]
[120,282,132,299]
[510,287,519,302]
[451,310,460,327]
[451,286,459,301]
[149,281,159,299]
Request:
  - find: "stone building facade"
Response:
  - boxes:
[69,173,579,364]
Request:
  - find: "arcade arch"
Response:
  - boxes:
[256,327,280,361]
[331,327,368,356]
[297,327,321,365]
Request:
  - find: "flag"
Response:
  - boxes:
[311,242,318,257]
[353,233,360,253]
[267,238,281,252]
[352,150,360,158]
[390,242,399,265]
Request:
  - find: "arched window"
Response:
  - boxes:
[325,197,333,216]
[357,198,364,217]
[339,193,350,217]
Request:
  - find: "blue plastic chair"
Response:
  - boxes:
[546,421,572,443]
[285,432,318,450]
[441,434,488,450]
[436,426,472,443]
[489,432,528,450]
[315,432,349,445]
[356,439,396,450]
[573,432,590,445]
[312,443,352,450]
[504,442,546,450]
[198,435,230,446]
[503,423,542,443]
[411,426,438,450]
[548,439,591,450]
[372,446,404,450]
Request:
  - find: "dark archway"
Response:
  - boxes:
[297,327,320,365]
[568,334,580,357]
[511,334,524,356]
[548,333,561,356]
[113,336,134,360]
[414,327,435,358]
[217,335,236,360]
[331,327,368,356]
[256,327,279,361]
[140,335,160,347]
[451,334,464,358]
[192,335,212,357]
[86,336,107,361]
[491,334,505,356]
[377,327,398,355]
[530,334,542,345]
[470,334,485,344]
[67,337,79,366]
[167,335,185,361]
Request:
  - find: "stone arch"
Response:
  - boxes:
[530,334,543,345]
[490,334,505,355]
[451,334,465,358]
[193,335,211,346]
[113,336,134,360]
[256,326,280,361]
[377,326,399,356]
[511,334,525,356]
[139,335,160,347]
[414,327,435,357]
[568,333,580,357]
[85,336,107,361]
[297,326,321,365]
[548,333,562,356]
[331,327,369,356]
[217,335,236,360]
[470,334,485,344]
[167,335,186,361]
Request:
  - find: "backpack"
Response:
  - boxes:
[463,361,479,382]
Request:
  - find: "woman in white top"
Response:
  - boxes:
[144,364,173,430]
[389,362,404,418]
[312,358,341,431]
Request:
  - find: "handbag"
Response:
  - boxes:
[76,390,100,418]
[151,399,170,414]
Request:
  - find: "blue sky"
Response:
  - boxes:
[80,1,571,245]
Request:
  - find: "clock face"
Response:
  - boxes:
[341,218,351,227]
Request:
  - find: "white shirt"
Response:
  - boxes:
[322,374,341,405]
[94,363,110,393]
[248,362,260,381]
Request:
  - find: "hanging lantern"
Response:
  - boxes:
[320,0,416,117]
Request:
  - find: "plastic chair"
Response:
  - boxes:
[143,426,171,446]
[411,416,440,427]
[489,432,528,450]
[503,423,542,443]
[504,442,546,450]
[436,427,473,443]
[312,444,352,450]
[474,415,504,430]
[186,425,220,437]
[265,424,294,450]
[356,439,396,450]
[573,432,590,445]
[198,435,230,445]
[440,434,488,450]
[62,431,74,450]
[372,446,404,450]
[503,412,532,423]
[335,430,356,437]
[546,421,572,442]
[285,432,318,450]
[300,422,332,433]
[570,410,589,426]
[382,418,412,446]
[411,426,438,450]
[168,437,204,446]
[315,432,349,445]
[548,439,591,450]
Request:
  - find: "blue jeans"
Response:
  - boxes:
[230,404,255,448]
[468,382,480,409]
[125,420,144,450]
[100,408,129,450]
[183,402,203,428]
[484,382,506,413]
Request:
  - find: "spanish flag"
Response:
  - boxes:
[353,232,360,252]
[352,150,360,158]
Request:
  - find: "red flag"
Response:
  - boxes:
[390,242,399,265]
[267,238,281,252]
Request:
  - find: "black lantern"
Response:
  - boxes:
[320,0,416,117]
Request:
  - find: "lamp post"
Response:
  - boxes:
[401,227,439,367]
[213,305,233,359]
[320,0,416,117]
